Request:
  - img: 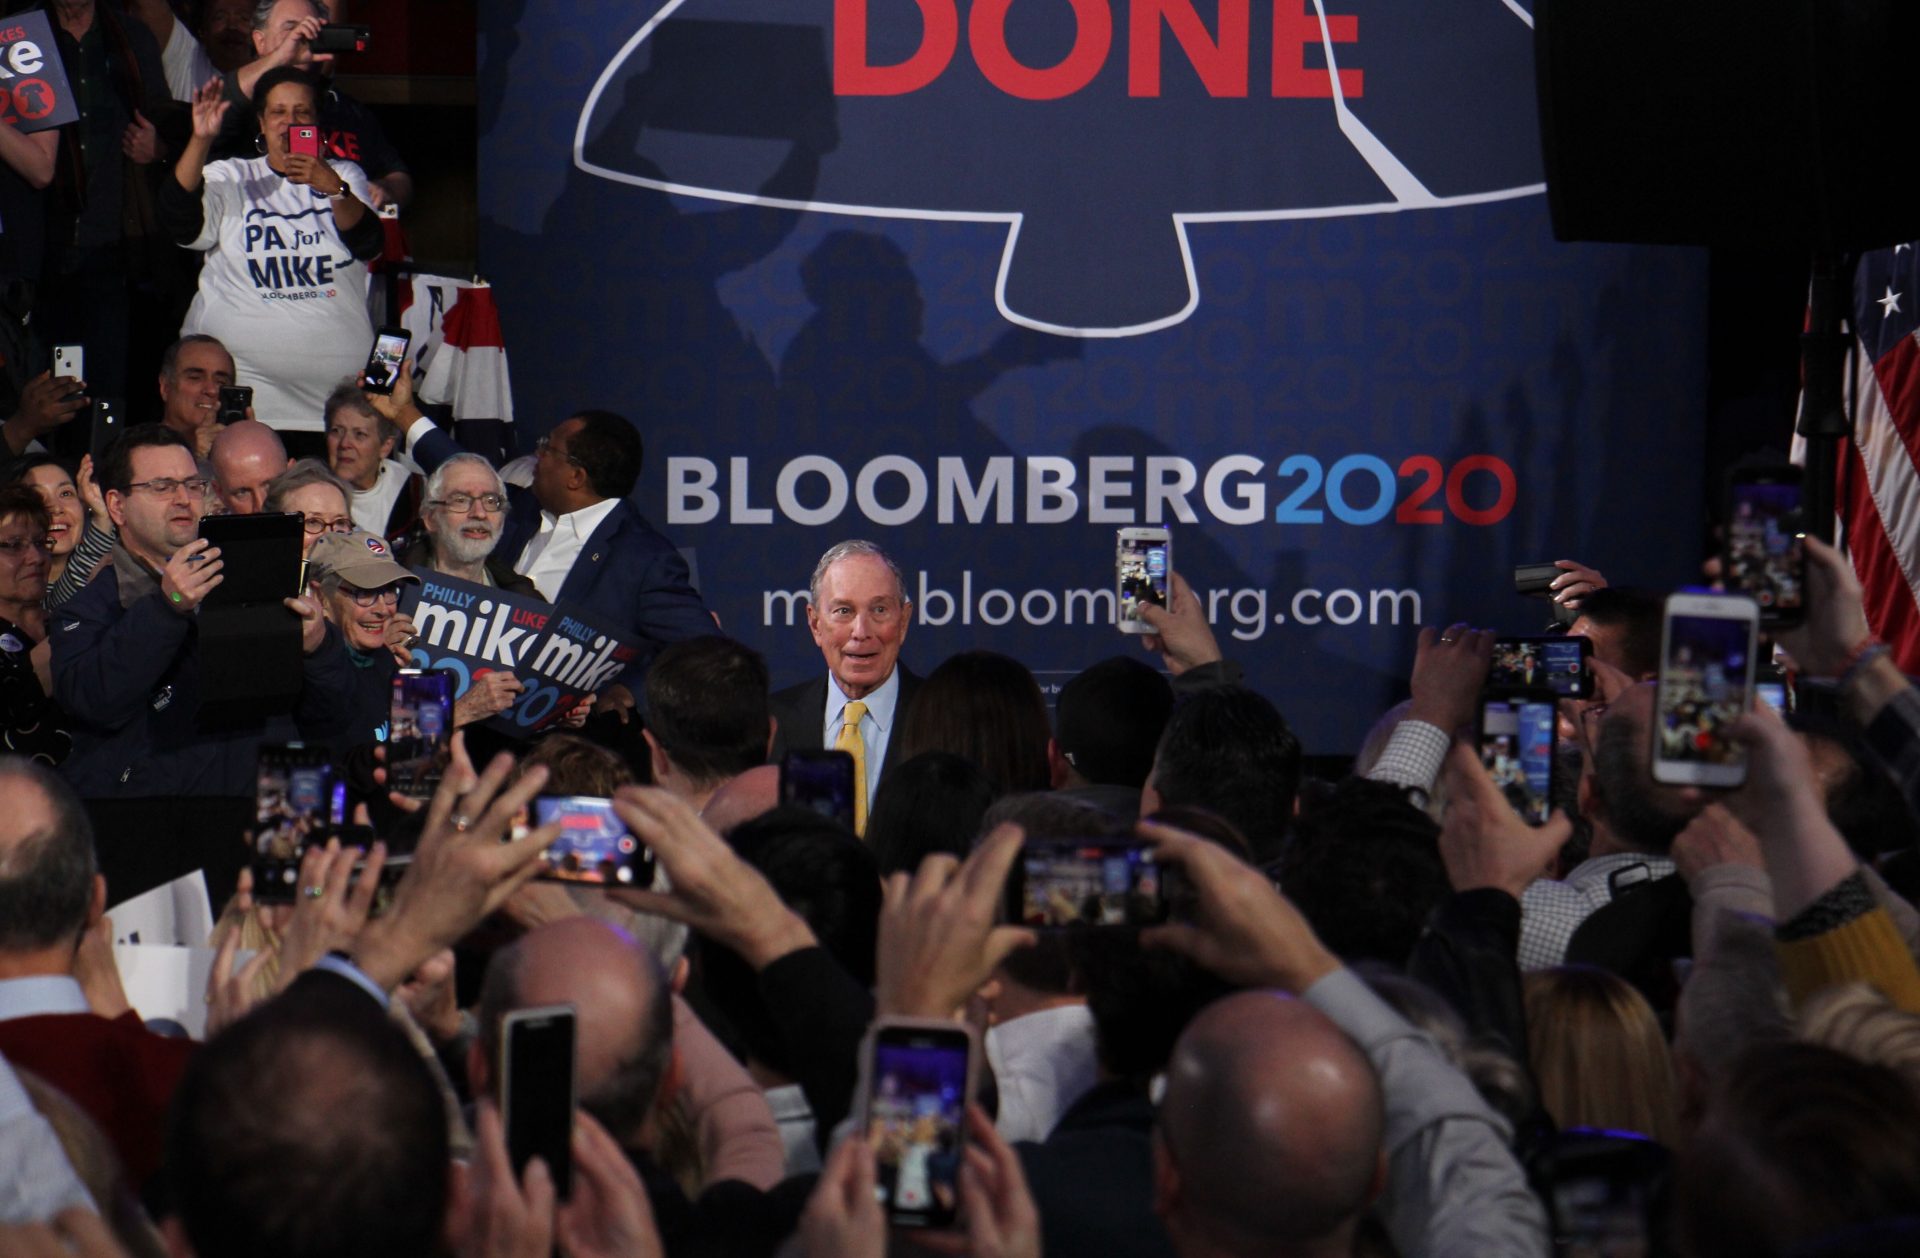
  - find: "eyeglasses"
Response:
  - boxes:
[430,491,506,514]
[302,516,353,535]
[535,435,582,468]
[126,476,212,497]
[0,536,51,556]
[341,584,404,608]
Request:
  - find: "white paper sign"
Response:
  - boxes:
[110,944,252,1041]
[107,872,215,949]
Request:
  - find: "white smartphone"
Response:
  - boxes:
[53,344,83,382]
[1651,592,1760,788]
[1116,526,1171,634]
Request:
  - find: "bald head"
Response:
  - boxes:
[475,919,675,1145]
[1157,992,1383,1255]
[701,763,781,834]
[210,421,290,516]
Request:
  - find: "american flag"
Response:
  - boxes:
[1822,244,1920,671]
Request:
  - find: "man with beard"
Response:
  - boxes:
[400,454,539,596]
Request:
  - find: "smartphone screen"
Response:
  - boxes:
[387,670,453,799]
[1478,697,1557,825]
[780,749,857,830]
[1005,839,1171,928]
[1653,596,1758,787]
[533,796,652,887]
[251,745,346,901]
[1489,636,1591,698]
[503,1006,575,1201]
[865,1023,971,1229]
[1726,471,1805,625]
[362,328,410,395]
[1115,529,1170,634]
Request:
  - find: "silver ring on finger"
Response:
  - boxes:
[450,813,474,833]
[303,885,324,899]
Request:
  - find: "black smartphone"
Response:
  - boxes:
[860,1018,975,1230]
[251,744,346,902]
[362,327,410,395]
[310,22,371,54]
[1536,1130,1668,1257]
[199,511,304,605]
[1477,694,1559,826]
[1490,635,1592,699]
[1724,466,1806,627]
[89,398,120,463]
[218,384,253,426]
[387,669,454,799]
[533,796,653,887]
[1652,593,1759,789]
[502,1005,575,1201]
[1003,838,1174,929]
[780,749,857,831]
[1514,561,1563,597]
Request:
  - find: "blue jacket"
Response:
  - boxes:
[50,553,359,799]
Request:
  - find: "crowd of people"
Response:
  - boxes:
[5,6,1920,1258]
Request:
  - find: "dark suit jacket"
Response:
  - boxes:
[767,665,923,787]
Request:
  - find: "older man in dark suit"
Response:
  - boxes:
[768,540,922,834]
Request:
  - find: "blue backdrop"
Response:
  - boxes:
[476,0,1709,752]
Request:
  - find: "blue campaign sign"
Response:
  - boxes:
[478,0,1710,752]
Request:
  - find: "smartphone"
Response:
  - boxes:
[1116,526,1171,634]
[1514,561,1563,597]
[288,125,320,159]
[1652,593,1760,788]
[218,384,252,426]
[1538,1131,1668,1258]
[52,344,83,386]
[387,669,454,799]
[1724,466,1806,627]
[361,327,410,396]
[1003,838,1173,929]
[780,749,857,831]
[310,22,371,54]
[1477,695,1559,826]
[250,744,347,902]
[1490,635,1592,699]
[89,398,121,463]
[859,1018,975,1230]
[533,796,653,887]
[501,1005,575,1201]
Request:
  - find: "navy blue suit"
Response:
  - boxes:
[414,426,716,689]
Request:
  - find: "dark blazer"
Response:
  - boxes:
[767,665,923,787]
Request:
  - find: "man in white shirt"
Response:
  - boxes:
[767,540,924,830]
[493,409,717,717]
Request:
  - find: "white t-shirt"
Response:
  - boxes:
[349,460,413,537]
[161,22,217,103]
[181,156,376,432]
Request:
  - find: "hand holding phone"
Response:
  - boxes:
[1489,636,1592,699]
[533,796,653,887]
[1724,467,1806,627]
[389,670,454,799]
[361,328,410,395]
[1475,695,1559,826]
[1116,527,1171,634]
[249,745,347,901]
[218,384,253,426]
[288,125,320,159]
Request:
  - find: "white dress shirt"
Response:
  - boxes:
[515,496,620,601]
[0,976,91,1022]
[986,1003,1098,1144]
[0,1052,98,1222]
[821,667,901,812]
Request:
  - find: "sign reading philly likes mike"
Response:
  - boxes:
[478,0,1710,751]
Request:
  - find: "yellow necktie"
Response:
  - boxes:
[836,700,869,836]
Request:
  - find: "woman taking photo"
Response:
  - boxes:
[4,454,114,609]
[0,484,72,765]
[162,68,382,432]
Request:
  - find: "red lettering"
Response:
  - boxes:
[833,0,959,95]
[1128,0,1248,97]
[1272,1,1361,98]
[321,128,361,160]
[971,0,1111,100]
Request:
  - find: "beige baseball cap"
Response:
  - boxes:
[308,529,419,591]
